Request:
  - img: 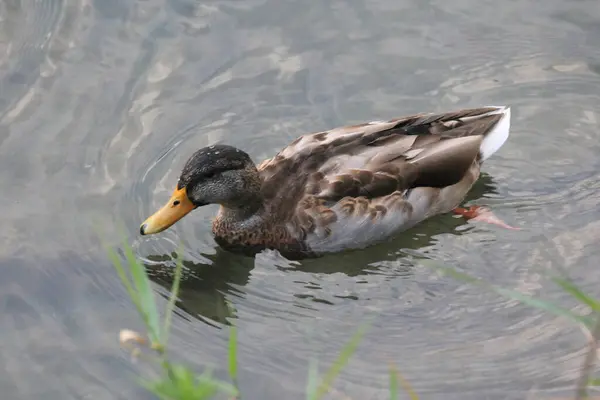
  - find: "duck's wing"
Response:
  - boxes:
[258,106,511,250]
[258,106,510,203]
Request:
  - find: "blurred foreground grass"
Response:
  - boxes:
[108,241,418,400]
[108,241,599,399]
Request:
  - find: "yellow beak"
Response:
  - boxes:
[140,187,195,235]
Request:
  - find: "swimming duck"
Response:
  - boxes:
[140,106,511,258]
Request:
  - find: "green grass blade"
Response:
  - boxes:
[141,364,239,400]
[389,363,419,400]
[228,324,238,382]
[422,261,480,286]
[162,248,184,345]
[588,377,600,386]
[421,260,593,328]
[306,358,319,400]
[310,323,368,400]
[225,301,239,385]
[494,287,593,328]
[389,364,398,400]
[552,277,600,313]
[123,240,161,344]
[107,246,142,313]
[200,372,240,397]
[97,226,142,315]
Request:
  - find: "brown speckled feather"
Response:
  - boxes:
[252,106,511,254]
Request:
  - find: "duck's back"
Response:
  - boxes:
[256,106,511,255]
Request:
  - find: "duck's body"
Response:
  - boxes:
[141,106,511,259]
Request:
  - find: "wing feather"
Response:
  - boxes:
[256,107,505,235]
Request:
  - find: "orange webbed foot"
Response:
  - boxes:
[453,205,520,230]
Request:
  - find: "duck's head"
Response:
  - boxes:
[140,144,258,235]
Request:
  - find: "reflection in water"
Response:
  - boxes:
[145,249,255,326]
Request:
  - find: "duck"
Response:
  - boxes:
[140,106,511,259]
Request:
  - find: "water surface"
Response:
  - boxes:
[1,0,600,399]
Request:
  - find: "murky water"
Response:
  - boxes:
[1,0,600,399]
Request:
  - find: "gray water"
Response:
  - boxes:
[1,0,600,399]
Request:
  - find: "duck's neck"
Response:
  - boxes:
[211,164,270,234]
[212,188,265,238]
[211,191,306,256]
[214,199,266,232]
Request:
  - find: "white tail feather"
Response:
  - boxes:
[478,106,511,161]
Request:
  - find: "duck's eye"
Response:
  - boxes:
[204,171,216,179]
[173,200,181,206]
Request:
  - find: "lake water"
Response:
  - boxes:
[1,0,600,399]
